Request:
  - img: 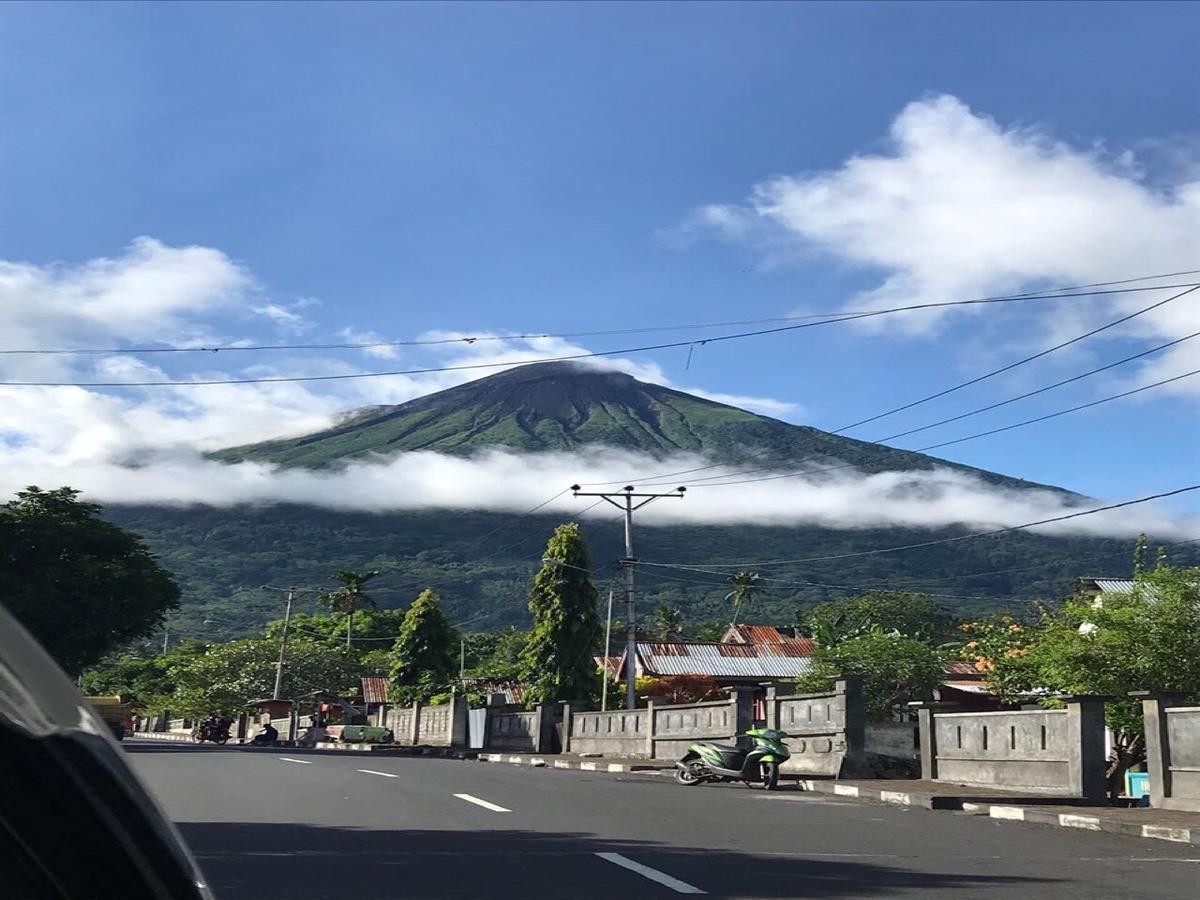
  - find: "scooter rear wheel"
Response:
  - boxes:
[674,762,704,786]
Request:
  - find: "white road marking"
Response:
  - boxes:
[278,757,312,765]
[357,769,398,778]
[595,852,706,894]
[453,793,511,812]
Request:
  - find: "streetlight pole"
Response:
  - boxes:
[601,589,614,712]
[570,484,685,710]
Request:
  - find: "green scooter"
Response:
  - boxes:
[674,727,791,791]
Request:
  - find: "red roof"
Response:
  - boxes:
[360,677,389,704]
[943,660,984,676]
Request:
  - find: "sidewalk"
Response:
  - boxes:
[477,753,1200,845]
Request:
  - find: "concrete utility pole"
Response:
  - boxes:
[570,484,685,710]
[261,585,316,701]
[600,589,614,712]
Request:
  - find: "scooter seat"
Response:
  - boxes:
[703,743,743,754]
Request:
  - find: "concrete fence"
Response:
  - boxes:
[383,696,469,747]
[765,678,867,777]
[1134,692,1200,812]
[483,701,558,753]
[565,707,649,757]
[913,696,1108,802]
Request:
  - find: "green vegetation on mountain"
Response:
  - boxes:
[84,362,1196,642]
[211,362,1076,497]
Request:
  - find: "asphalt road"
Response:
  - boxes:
[125,741,1200,900]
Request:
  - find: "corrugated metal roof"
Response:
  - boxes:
[634,642,814,677]
[1094,579,1136,594]
[723,624,816,655]
[361,677,388,705]
[943,660,984,676]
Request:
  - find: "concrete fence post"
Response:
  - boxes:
[836,675,866,758]
[560,702,573,754]
[409,701,422,746]
[1130,691,1190,807]
[765,686,778,731]
[646,700,657,758]
[909,701,961,782]
[448,692,469,748]
[728,687,756,747]
[1058,694,1110,802]
[532,703,558,754]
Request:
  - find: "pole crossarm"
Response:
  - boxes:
[568,484,685,709]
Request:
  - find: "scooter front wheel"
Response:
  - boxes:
[748,761,780,791]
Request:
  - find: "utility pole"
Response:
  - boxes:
[162,627,169,655]
[571,484,685,710]
[262,585,316,701]
[600,589,614,712]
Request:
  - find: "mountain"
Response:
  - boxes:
[103,362,1168,641]
[212,361,1075,497]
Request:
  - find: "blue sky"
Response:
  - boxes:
[1,1,1198,527]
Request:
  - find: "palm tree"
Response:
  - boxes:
[645,603,686,641]
[318,569,381,648]
[726,571,761,626]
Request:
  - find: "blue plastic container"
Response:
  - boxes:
[1126,770,1151,802]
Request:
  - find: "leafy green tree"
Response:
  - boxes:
[644,603,685,640]
[805,591,956,648]
[318,569,381,648]
[462,627,529,681]
[80,640,208,712]
[727,571,761,625]
[265,608,407,652]
[0,486,182,676]
[690,620,727,641]
[520,523,601,704]
[389,588,459,703]
[170,637,366,716]
[963,567,1200,801]
[796,631,946,721]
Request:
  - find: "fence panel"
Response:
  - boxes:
[570,709,649,757]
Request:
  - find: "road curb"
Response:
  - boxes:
[313,743,478,759]
[477,753,665,773]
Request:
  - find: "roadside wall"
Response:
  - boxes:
[1136,693,1200,812]
[568,708,649,757]
[384,696,468,747]
[915,696,1108,801]
[766,678,867,777]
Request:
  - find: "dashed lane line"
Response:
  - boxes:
[595,852,706,894]
[278,757,313,765]
[357,769,399,778]
[453,793,511,813]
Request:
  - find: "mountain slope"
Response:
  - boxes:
[212,361,1076,497]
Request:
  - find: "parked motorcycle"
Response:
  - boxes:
[674,727,791,790]
[192,719,231,744]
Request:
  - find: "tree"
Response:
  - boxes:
[795,630,946,720]
[80,640,209,713]
[265,608,407,652]
[727,571,761,625]
[961,567,1200,801]
[0,486,181,676]
[318,569,380,648]
[805,591,956,648]
[644,603,685,640]
[462,627,529,681]
[389,588,458,703]
[169,637,366,716]
[520,523,601,704]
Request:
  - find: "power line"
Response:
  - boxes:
[6,283,1198,387]
[640,483,1200,569]
[654,364,1200,488]
[583,280,1200,488]
[6,273,1198,357]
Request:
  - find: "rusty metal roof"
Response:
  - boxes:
[632,641,814,678]
[360,677,389,704]
[723,624,816,655]
[943,660,984,676]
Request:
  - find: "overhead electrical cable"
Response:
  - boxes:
[5,283,1199,387]
[5,272,1199,357]
[638,482,1200,569]
[582,280,1200,488]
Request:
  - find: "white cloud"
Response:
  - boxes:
[689,94,1200,393]
[0,443,1188,540]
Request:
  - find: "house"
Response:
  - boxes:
[720,623,817,656]
[615,640,815,685]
